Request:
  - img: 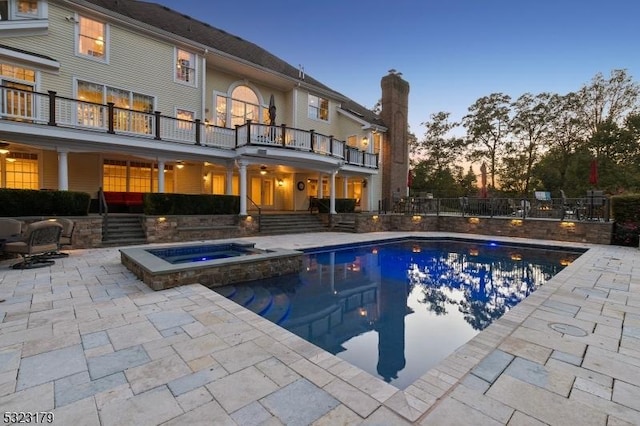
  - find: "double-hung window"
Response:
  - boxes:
[175,49,196,86]
[77,16,107,61]
[0,0,48,36]
[308,94,329,121]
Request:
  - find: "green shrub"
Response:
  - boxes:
[144,193,240,215]
[317,198,356,213]
[611,194,640,246]
[0,189,90,216]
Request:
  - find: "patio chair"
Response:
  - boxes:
[0,218,24,241]
[4,220,63,269]
[560,190,578,220]
[43,218,75,258]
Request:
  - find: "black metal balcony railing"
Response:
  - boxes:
[380,196,611,222]
[1,85,378,169]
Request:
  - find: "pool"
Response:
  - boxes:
[214,238,584,389]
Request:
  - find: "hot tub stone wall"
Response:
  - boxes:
[121,251,302,291]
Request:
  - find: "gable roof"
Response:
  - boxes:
[81,0,384,127]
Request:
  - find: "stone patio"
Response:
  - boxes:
[1,232,639,425]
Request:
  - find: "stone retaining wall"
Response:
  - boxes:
[332,213,613,245]
[143,215,258,243]
[16,216,103,249]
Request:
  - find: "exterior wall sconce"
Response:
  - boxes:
[176,162,184,169]
[277,179,284,187]
[511,219,523,226]
[412,245,421,253]
[260,165,267,175]
[361,137,369,147]
[468,217,480,224]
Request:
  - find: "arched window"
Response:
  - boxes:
[230,85,260,127]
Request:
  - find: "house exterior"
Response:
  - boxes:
[0,0,409,215]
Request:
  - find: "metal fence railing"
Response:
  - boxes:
[379,196,611,222]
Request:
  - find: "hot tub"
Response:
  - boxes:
[120,241,302,291]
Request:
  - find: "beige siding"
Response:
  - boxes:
[1,4,201,117]
[40,150,57,190]
[175,163,204,194]
[69,153,101,195]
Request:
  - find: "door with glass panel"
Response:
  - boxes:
[250,177,273,208]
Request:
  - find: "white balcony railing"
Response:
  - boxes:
[1,87,378,168]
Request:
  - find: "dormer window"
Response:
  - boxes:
[175,49,196,86]
[77,16,108,62]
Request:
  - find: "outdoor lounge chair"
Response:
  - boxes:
[43,218,75,258]
[4,220,63,269]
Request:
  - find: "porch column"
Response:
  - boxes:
[238,160,248,216]
[330,170,337,214]
[367,176,373,212]
[317,173,323,198]
[157,159,165,193]
[226,161,234,195]
[343,176,348,198]
[57,149,69,190]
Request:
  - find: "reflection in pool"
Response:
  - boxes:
[215,239,583,389]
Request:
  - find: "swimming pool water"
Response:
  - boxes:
[215,239,583,389]
[146,243,262,264]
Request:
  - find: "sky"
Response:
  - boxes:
[152,0,640,138]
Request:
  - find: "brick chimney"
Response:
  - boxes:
[380,71,410,204]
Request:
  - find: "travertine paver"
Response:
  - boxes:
[16,344,87,390]
[1,232,640,424]
[260,378,340,425]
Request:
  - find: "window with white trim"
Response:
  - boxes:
[230,85,259,127]
[175,49,196,85]
[4,152,38,189]
[78,16,107,61]
[1,63,35,120]
[176,109,194,129]
[308,94,328,121]
[77,80,154,133]
[1,0,44,20]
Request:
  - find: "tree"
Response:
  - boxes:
[541,92,587,189]
[463,93,511,189]
[577,69,640,139]
[503,92,553,195]
[409,112,465,196]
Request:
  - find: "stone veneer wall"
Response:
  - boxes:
[331,213,613,245]
[16,216,103,249]
[143,215,259,243]
[121,251,303,291]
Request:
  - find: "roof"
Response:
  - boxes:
[81,0,384,127]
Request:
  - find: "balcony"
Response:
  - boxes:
[0,86,378,169]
